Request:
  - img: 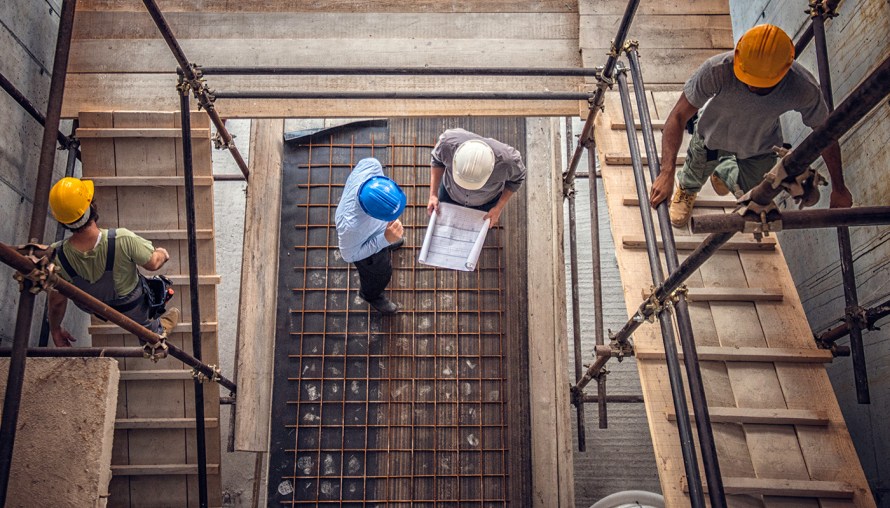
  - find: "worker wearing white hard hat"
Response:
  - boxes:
[427,128,526,226]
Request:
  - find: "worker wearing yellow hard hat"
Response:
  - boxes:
[46,177,179,347]
[649,23,851,227]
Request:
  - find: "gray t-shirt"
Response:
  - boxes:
[430,128,526,207]
[684,51,828,159]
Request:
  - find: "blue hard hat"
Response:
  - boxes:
[358,175,406,221]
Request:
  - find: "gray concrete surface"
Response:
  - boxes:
[0,1,86,348]
[0,357,119,508]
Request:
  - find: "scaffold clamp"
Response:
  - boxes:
[143,339,169,362]
[192,364,222,384]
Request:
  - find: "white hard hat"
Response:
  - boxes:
[452,139,495,190]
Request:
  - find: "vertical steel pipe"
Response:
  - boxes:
[812,10,869,403]
[626,48,726,506]
[0,1,77,504]
[179,80,209,507]
[564,0,641,188]
[616,66,705,507]
[586,140,608,429]
[566,119,587,450]
[142,0,249,179]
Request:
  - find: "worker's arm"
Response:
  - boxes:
[47,290,76,347]
[822,141,852,208]
[427,164,446,216]
[483,189,515,227]
[141,247,170,271]
[650,94,700,208]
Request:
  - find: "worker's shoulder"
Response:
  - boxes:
[108,227,144,240]
[786,61,820,89]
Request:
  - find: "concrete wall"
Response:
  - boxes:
[730,1,890,504]
[0,0,86,347]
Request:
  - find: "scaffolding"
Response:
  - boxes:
[1,0,889,506]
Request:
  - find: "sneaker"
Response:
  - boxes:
[159,307,180,336]
[669,186,697,227]
[387,238,405,252]
[358,292,399,315]
[710,173,730,196]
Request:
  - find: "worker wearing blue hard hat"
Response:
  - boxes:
[335,158,407,314]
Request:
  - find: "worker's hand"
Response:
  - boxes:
[650,170,675,208]
[483,206,504,227]
[829,186,853,208]
[427,196,439,216]
[51,328,76,348]
[384,220,404,243]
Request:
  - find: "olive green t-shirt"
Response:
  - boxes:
[52,228,155,296]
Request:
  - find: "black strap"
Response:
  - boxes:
[106,228,117,272]
[54,245,80,281]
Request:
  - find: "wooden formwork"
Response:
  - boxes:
[78,111,222,507]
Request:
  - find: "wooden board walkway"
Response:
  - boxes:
[593,82,874,508]
[78,111,222,508]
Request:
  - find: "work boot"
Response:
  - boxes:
[710,173,730,196]
[669,186,697,227]
[359,292,399,315]
[159,307,180,336]
[387,238,405,252]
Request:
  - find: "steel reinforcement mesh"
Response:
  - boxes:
[268,119,527,507]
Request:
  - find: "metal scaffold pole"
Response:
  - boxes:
[566,118,587,450]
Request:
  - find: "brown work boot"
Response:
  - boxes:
[160,307,180,336]
[710,173,730,196]
[669,186,697,227]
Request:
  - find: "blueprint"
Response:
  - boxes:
[417,202,491,271]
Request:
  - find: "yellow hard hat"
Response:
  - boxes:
[733,24,795,88]
[49,177,94,226]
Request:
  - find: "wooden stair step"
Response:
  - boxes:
[686,287,783,302]
[132,229,214,240]
[76,127,211,139]
[636,346,833,363]
[666,407,829,426]
[683,476,854,499]
[90,176,213,187]
[611,119,666,130]
[604,153,686,165]
[89,321,218,335]
[115,417,219,430]
[165,274,222,285]
[623,196,737,208]
[622,235,775,251]
[111,464,220,476]
[119,369,192,381]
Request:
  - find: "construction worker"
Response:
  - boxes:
[46,177,179,347]
[336,158,407,315]
[649,23,852,226]
[427,128,526,226]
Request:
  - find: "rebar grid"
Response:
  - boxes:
[271,123,510,506]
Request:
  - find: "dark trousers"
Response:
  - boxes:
[438,182,500,212]
[354,248,392,300]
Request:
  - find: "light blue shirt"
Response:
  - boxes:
[335,158,392,263]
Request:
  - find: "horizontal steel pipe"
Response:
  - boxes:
[817,297,890,345]
[213,91,592,101]
[691,206,890,234]
[0,347,144,358]
[200,66,601,77]
[0,241,237,392]
[581,394,644,404]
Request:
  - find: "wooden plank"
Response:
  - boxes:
[119,369,192,381]
[111,464,221,476]
[164,274,222,285]
[76,127,211,138]
[63,74,582,118]
[612,119,666,130]
[73,11,578,39]
[635,346,834,363]
[684,287,784,302]
[69,39,582,73]
[525,117,573,507]
[580,14,732,49]
[90,176,213,187]
[666,407,830,426]
[579,0,729,15]
[234,119,284,452]
[131,229,214,240]
[621,235,776,251]
[116,418,220,429]
[605,153,685,165]
[622,196,736,207]
[77,0,578,12]
[688,477,856,499]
